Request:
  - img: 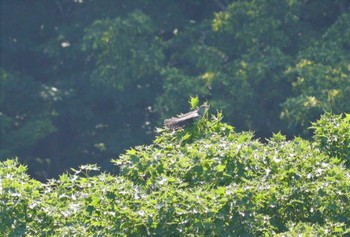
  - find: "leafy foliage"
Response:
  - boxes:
[0,69,57,159]
[281,13,350,135]
[1,1,349,234]
[1,0,350,181]
[82,11,164,90]
[311,112,350,166]
[1,112,349,236]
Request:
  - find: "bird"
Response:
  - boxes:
[164,104,209,129]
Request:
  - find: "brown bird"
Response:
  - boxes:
[164,104,209,129]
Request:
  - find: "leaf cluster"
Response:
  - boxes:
[1,112,349,236]
[2,0,350,179]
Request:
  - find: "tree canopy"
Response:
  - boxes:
[1,2,350,233]
[1,111,349,235]
[1,1,349,179]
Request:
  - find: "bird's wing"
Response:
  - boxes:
[164,118,189,128]
[177,110,200,120]
[164,110,199,127]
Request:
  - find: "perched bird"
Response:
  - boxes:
[164,104,209,129]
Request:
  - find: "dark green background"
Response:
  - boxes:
[1,0,349,180]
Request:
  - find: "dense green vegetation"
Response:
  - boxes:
[1,1,349,179]
[1,1,350,235]
[1,111,349,236]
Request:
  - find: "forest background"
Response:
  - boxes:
[1,0,350,180]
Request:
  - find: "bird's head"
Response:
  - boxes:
[197,104,209,117]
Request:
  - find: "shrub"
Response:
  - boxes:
[1,112,349,236]
[311,112,350,166]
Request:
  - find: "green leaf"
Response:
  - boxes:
[189,96,199,109]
